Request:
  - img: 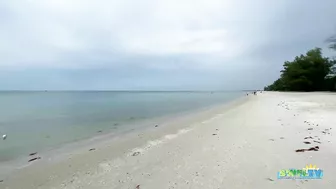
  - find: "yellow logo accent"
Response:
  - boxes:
[304,164,319,170]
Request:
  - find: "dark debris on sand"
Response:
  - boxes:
[266,178,274,181]
[28,157,41,162]
[132,152,141,156]
[295,146,319,152]
[29,152,37,156]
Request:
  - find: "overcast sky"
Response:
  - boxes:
[0,0,335,90]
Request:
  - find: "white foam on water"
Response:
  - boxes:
[127,128,193,157]
[165,134,178,140]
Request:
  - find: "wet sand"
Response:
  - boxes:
[1,92,336,189]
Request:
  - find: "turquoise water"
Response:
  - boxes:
[0,91,243,162]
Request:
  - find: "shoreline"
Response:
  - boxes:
[0,91,244,165]
[0,94,247,180]
[2,92,336,189]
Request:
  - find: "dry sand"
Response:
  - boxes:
[1,92,336,189]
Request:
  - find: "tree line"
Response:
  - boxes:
[264,37,336,91]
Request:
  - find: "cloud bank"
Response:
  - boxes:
[0,0,335,90]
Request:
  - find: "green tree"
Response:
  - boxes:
[265,48,336,91]
[264,78,285,91]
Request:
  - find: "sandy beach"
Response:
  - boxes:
[1,92,336,189]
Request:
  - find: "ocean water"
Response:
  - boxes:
[0,91,243,162]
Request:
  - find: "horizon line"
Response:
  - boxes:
[0,89,260,92]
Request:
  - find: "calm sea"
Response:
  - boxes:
[0,91,243,162]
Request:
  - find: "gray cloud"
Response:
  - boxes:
[0,0,335,90]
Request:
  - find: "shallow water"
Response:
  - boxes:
[0,91,243,162]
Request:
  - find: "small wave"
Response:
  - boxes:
[128,128,192,156]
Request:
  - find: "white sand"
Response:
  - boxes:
[1,92,336,189]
